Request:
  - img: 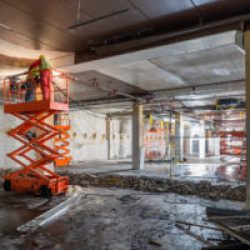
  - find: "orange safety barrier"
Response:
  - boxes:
[2,70,70,196]
[219,131,245,138]
[218,130,246,156]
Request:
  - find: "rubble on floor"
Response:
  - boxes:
[206,207,250,248]
[58,170,245,201]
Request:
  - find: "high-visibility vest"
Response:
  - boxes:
[40,56,51,71]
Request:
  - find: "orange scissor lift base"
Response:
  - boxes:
[3,72,70,196]
[3,167,69,196]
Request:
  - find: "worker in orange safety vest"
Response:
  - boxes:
[29,55,52,100]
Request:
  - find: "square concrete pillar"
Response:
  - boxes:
[105,115,111,160]
[175,112,184,162]
[132,103,144,170]
[199,120,206,159]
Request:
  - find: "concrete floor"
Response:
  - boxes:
[0,190,68,249]
[68,159,245,185]
[1,187,246,250]
[0,159,246,249]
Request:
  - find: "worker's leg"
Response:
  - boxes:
[25,90,35,102]
[42,85,50,100]
[41,70,52,100]
[10,91,15,102]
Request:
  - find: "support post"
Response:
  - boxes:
[244,30,250,208]
[175,112,184,162]
[106,115,111,160]
[132,103,144,170]
[199,120,206,159]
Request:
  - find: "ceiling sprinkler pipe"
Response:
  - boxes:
[152,80,245,100]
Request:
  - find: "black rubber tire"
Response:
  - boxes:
[39,186,52,197]
[3,180,11,191]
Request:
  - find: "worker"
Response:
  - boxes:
[20,84,25,102]
[23,77,36,102]
[40,55,52,100]
[9,76,20,102]
[28,55,52,101]
[24,57,41,102]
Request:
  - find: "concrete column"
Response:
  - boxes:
[105,116,111,160]
[184,125,191,157]
[132,103,144,170]
[244,30,250,208]
[199,120,206,159]
[175,112,184,162]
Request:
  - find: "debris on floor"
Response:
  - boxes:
[58,168,246,201]
[206,206,250,249]
[1,187,248,250]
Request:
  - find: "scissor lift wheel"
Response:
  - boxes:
[3,180,11,191]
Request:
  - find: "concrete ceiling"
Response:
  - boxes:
[0,0,249,55]
[68,31,245,107]
[0,0,246,115]
[96,43,244,91]
[0,29,245,115]
[70,70,146,101]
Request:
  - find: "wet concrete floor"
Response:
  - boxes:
[0,190,68,249]
[3,187,247,250]
[66,159,245,185]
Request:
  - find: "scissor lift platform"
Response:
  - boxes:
[4,100,69,114]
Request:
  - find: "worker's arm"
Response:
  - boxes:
[29,59,41,71]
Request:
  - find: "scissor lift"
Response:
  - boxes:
[2,71,70,196]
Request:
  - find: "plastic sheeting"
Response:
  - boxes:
[70,111,108,161]
[69,111,132,162]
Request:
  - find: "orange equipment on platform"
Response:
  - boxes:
[54,113,72,167]
[2,69,70,196]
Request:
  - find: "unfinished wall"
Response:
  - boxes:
[70,110,108,161]
[70,112,132,162]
